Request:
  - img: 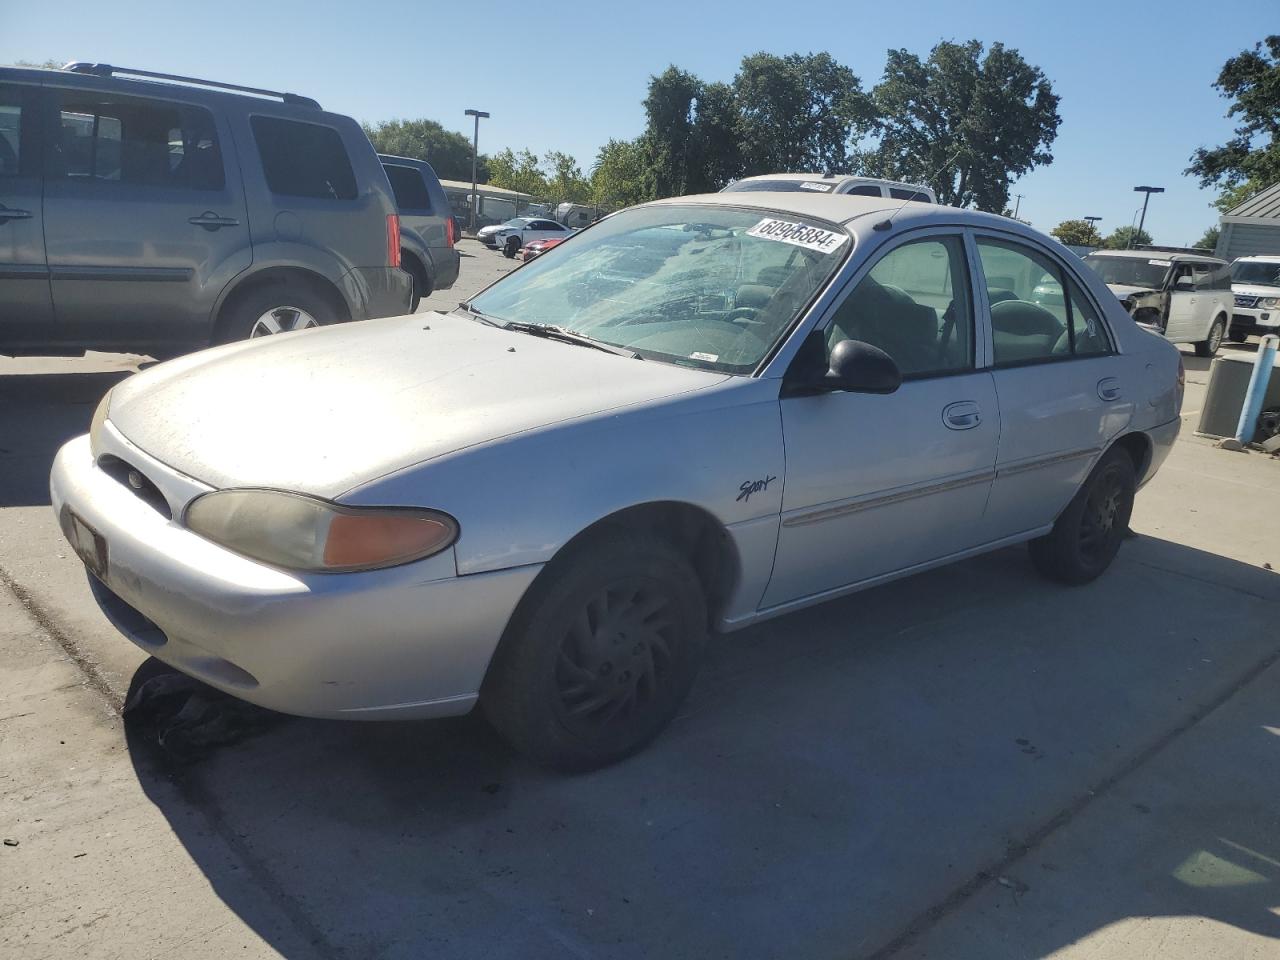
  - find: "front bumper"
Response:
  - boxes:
[1230,306,1278,335]
[50,433,540,720]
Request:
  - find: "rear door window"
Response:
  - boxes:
[384,163,431,211]
[251,116,355,200]
[52,92,224,190]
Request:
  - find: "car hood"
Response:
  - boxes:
[476,225,504,236]
[1105,283,1158,298]
[107,313,728,498]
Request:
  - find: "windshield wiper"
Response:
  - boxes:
[501,321,641,359]
[455,301,502,327]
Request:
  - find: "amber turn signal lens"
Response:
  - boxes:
[323,513,456,569]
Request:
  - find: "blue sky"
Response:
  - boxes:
[3,0,1273,244]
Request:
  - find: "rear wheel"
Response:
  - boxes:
[404,260,431,313]
[482,529,708,771]
[215,283,337,344]
[1029,447,1136,585]
[1195,315,1226,357]
[503,235,520,258]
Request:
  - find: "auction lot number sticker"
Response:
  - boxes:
[747,218,849,254]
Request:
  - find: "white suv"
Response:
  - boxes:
[1228,256,1280,343]
[721,173,937,203]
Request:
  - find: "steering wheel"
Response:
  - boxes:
[724,306,762,327]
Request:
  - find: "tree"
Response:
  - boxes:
[1102,226,1152,250]
[362,119,486,182]
[487,148,547,196]
[642,66,703,197]
[689,81,742,192]
[1195,225,1221,251]
[542,151,592,204]
[733,52,874,177]
[1051,219,1103,246]
[591,138,653,208]
[862,40,1061,212]
[1187,36,1280,209]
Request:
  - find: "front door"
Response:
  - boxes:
[0,81,53,348]
[972,233,1134,540]
[41,86,249,350]
[763,232,999,609]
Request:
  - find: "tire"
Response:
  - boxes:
[1028,447,1137,585]
[1229,327,1249,344]
[215,281,338,344]
[503,236,520,258]
[404,261,431,313]
[1195,315,1226,357]
[482,529,708,771]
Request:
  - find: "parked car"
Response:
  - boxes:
[52,193,1182,770]
[520,237,566,261]
[378,155,460,311]
[0,63,410,357]
[722,173,937,203]
[1083,249,1232,356]
[478,216,574,257]
[1228,255,1280,342]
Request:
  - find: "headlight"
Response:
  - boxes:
[89,389,113,458]
[1261,297,1279,309]
[184,489,458,573]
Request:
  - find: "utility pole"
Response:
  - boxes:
[1012,194,1024,220]
[465,109,490,234]
[1132,185,1164,247]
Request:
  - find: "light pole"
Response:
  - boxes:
[1084,215,1102,244]
[464,108,489,234]
[1132,185,1164,247]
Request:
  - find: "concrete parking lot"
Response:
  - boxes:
[2,246,1278,959]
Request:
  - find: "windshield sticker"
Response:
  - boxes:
[747,218,849,254]
[1148,259,1172,267]
[798,182,834,192]
[690,351,719,363]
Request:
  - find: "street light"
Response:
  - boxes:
[464,109,489,234]
[1084,215,1102,244]
[1132,186,1164,247]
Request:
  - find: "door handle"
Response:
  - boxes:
[1097,378,1122,402]
[942,400,982,430]
[188,212,240,230]
[0,207,32,221]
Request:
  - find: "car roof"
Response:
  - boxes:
[1086,249,1226,265]
[733,172,922,187]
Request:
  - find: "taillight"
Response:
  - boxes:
[446,217,457,248]
[387,214,401,268]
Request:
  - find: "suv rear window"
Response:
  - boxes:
[384,163,431,210]
[251,116,355,200]
[53,92,224,190]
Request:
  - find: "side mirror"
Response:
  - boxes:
[823,338,902,394]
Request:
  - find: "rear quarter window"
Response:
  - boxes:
[384,164,431,211]
[251,116,356,200]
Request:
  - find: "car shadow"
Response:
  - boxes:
[122,534,1280,959]
[0,371,131,508]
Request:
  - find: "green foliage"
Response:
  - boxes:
[542,151,592,204]
[1195,225,1221,251]
[861,40,1060,212]
[1050,219,1103,246]
[487,148,547,196]
[1101,226,1152,250]
[1187,36,1280,208]
[591,139,654,208]
[362,118,486,182]
[642,66,704,197]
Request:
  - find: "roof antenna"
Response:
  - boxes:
[872,145,966,232]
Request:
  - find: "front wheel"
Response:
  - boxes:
[1195,316,1226,357]
[1029,447,1136,585]
[1228,327,1249,344]
[503,236,520,258]
[482,529,708,771]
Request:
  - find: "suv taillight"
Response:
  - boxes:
[446,216,458,248]
[387,214,401,268]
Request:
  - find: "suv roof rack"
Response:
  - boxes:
[62,62,321,109]
[1133,244,1216,257]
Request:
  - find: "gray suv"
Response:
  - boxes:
[378,154,460,311]
[0,63,410,357]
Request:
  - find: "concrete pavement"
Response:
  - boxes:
[1,266,1278,958]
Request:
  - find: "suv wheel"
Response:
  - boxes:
[1228,327,1249,344]
[503,236,520,258]
[1195,316,1226,357]
[405,262,431,313]
[482,529,708,771]
[216,283,337,344]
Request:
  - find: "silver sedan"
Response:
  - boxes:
[51,194,1184,769]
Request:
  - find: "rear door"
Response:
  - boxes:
[1164,263,1201,342]
[42,86,249,349]
[0,80,53,347]
[973,232,1133,540]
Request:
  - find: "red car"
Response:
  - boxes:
[520,237,567,261]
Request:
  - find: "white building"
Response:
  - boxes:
[1216,181,1280,261]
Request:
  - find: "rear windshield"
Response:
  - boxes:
[384,164,432,211]
[1083,254,1171,290]
[251,116,356,200]
[723,179,836,194]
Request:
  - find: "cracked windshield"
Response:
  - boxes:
[467,205,850,372]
